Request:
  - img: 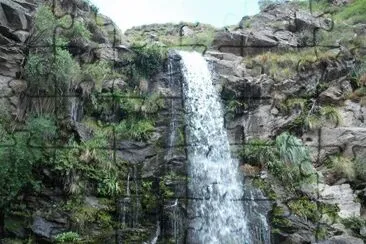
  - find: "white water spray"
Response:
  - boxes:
[179,51,250,243]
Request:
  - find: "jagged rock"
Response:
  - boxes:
[31,216,66,239]
[95,14,124,45]
[182,26,194,36]
[117,141,156,163]
[0,0,33,31]
[102,78,126,92]
[360,226,366,237]
[0,45,24,77]
[85,196,108,210]
[318,184,361,218]
[281,233,311,244]
[212,4,332,56]
[316,234,364,244]
[340,100,366,127]
[295,10,332,31]
[319,86,345,105]
[212,30,281,56]
[303,127,366,161]
[227,104,299,140]
[74,122,93,141]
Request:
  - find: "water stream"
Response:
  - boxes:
[179,51,252,243]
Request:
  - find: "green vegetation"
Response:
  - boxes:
[240,132,316,190]
[126,22,217,51]
[55,231,81,243]
[281,96,343,132]
[252,178,277,200]
[0,115,57,233]
[335,0,366,24]
[288,197,339,223]
[246,48,337,81]
[341,217,366,240]
[326,155,355,181]
[130,44,167,78]
[82,61,120,92]
[270,205,292,233]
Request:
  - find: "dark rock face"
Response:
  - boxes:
[0,0,35,77]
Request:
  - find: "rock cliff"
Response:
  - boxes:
[1,0,366,243]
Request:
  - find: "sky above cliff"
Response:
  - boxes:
[90,0,260,31]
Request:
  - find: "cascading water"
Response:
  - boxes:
[179,51,252,243]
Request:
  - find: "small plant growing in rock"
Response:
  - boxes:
[55,231,81,243]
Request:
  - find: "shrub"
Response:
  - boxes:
[61,19,92,41]
[341,217,366,234]
[240,132,316,189]
[327,155,355,181]
[0,116,56,211]
[32,5,57,44]
[55,231,81,243]
[115,118,155,141]
[82,61,119,92]
[319,106,343,127]
[130,44,166,78]
[239,138,276,167]
[25,49,81,92]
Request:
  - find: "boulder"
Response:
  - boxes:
[102,78,127,92]
[303,127,366,160]
[212,3,332,56]
[318,184,361,218]
[340,100,366,127]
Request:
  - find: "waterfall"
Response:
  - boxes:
[179,51,251,243]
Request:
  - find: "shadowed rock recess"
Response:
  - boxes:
[1,0,366,243]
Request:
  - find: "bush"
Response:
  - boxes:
[25,49,81,92]
[240,132,316,189]
[0,116,56,210]
[61,19,92,42]
[131,44,166,78]
[82,61,119,92]
[115,118,155,141]
[32,5,57,45]
[55,231,81,243]
[327,155,355,181]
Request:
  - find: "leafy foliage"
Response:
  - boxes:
[327,155,355,181]
[0,116,56,209]
[335,0,366,24]
[240,132,316,189]
[130,44,167,78]
[82,61,119,92]
[115,118,155,141]
[55,231,81,243]
[61,19,92,42]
